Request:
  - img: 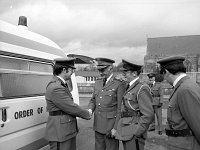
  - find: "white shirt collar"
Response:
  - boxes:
[106,74,113,83]
[129,77,139,86]
[57,76,66,84]
[173,73,187,87]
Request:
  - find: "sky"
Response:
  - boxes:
[1,0,200,65]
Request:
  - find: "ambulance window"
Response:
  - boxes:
[29,62,52,73]
[0,73,52,99]
[0,56,28,70]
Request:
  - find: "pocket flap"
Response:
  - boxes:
[107,111,117,118]
[122,117,133,125]
[60,115,76,123]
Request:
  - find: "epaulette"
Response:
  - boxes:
[96,77,104,80]
[114,74,127,82]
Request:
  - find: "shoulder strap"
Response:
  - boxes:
[137,84,151,100]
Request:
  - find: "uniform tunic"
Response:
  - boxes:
[88,75,126,150]
[166,76,200,150]
[45,76,91,146]
[89,76,126,134]
[120,79,154,150]
[150,82,163,106]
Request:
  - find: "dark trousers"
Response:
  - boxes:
[95,131,119,150]
[49,137,76,150]
[122,137,145,150]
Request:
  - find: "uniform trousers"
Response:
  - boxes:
[49,137,76,150]
[95,131,119,150]
[122,136,145,150]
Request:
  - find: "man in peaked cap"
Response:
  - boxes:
[147,72,164,135]
[45,58,92,150]
[88,57,126,150]
[115,59,154,150]
[157,55,200,150]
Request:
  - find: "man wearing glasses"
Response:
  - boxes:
[45,58,92,150]
[157,56,200,150]
[115,59,154,150]
[88,57,126,150]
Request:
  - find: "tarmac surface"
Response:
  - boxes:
[76,96,168,150]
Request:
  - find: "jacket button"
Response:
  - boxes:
[98,103,100,105]
[102,90,104,92]
[100,97,102,98]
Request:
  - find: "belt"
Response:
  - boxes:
[165,129,193,137]
[97,106,117,112]
[49,110,66,116]
[121,111,140,118]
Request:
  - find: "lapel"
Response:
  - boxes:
[169,76,189,100]
[125,78,140,94]
[102,76,115,89]
[55,76,72,96]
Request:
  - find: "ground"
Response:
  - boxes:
[76,96,168,150]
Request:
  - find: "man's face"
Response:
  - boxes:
[161,69,173,85]
[148,76,155,84]
[124,70,137,82]
[98,66,112,78]
[64,67,75,80]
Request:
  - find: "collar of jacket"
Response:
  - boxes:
[126,78,140,92]
[169,75,189,100]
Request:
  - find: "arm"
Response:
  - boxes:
[178,87,200,144]
[52,87,91,120]
[88,91,96,113]
[113,81,126,130]
[134,86,154,136]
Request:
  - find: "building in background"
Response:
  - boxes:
[144,35,200,73]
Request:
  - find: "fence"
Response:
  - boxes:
[77,72,200,95]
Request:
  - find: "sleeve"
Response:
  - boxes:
[88,85,97,112]
[113,81,126,130]
[134,86,154,136]
[158,83,164,104]
[178,87,200,144]
[52,87,91,120]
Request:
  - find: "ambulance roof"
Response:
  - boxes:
[0,20,66,60]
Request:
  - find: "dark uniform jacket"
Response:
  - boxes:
[88,75,126,134]
[45,76,90,142]
[166,76,200,150]
[120,79,154,139]
[150,82,163,106]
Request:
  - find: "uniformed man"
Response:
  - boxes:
[45,58,92,150]
[115,59,154,150]
[88,57,126,150]
[147,72,163,135]
[157,55,200,150]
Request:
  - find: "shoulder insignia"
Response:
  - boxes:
[114,74,127,82]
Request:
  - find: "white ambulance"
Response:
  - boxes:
[0,17,82,150]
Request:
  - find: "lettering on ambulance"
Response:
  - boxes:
[14,107,44,119]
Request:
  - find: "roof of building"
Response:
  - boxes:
[75,71,100,77]
[147,35,200,55]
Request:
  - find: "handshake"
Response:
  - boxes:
[87,109,93,119]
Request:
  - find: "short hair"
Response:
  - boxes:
[53,64,69,76]
[164,63,186,75]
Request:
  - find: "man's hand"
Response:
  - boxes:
[106,129,117,139]
[111,128,117,137]
[88,109,93,119]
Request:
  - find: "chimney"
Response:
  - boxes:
[18,16,28,29]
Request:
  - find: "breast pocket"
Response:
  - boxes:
[103,90,116,104]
